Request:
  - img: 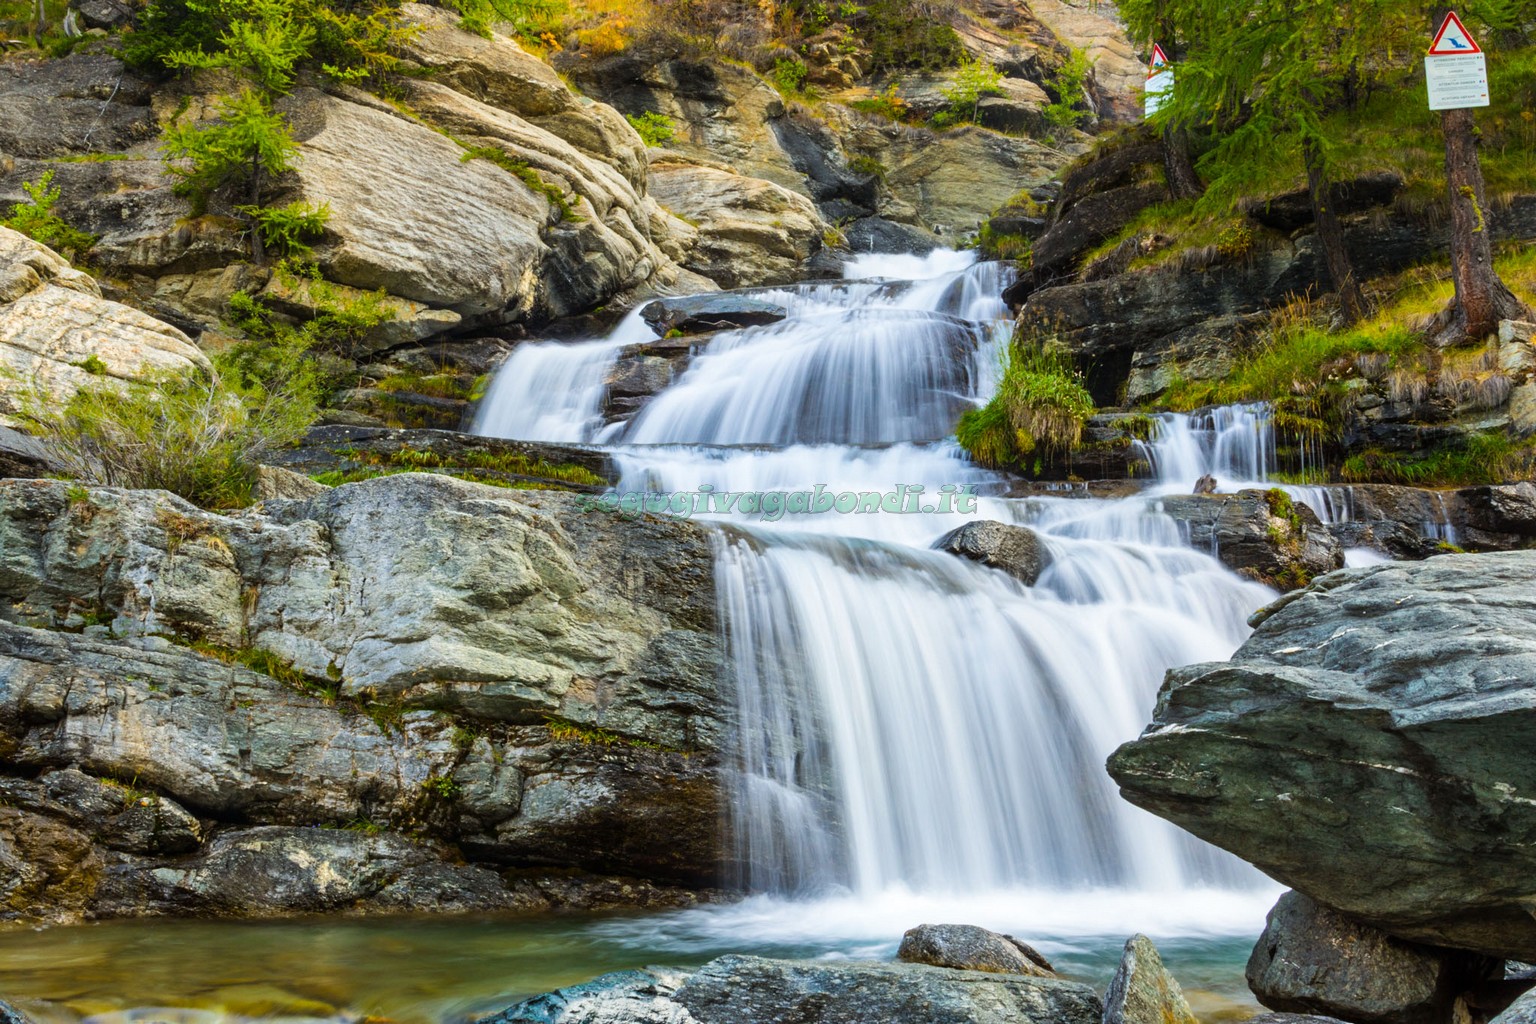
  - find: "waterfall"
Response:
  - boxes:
[474,250,1282,937]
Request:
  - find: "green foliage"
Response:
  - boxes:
[238,200,330,258]
[1342,433,1536,487]
[1041,46,1093,138]
[853,0,963,72]
[20,363,316,510]
[227,261,394,370]
[625,110,676,147]
[459,146,577,221]
[337,442,606,486]
[975,222,1031,262]
[160,88,297,216]
[957,341,1095,471]
[439,0,560,38]
[846,154,887,180]
[937,52,1002,126]
[72,354,110,375]
[770,56,808,95]
[122,0,414,88]
[2,171,97,258]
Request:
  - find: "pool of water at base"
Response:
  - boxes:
[0,895,1267,1024]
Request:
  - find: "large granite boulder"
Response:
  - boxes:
[1108,552,1536,959]
[1246,891,1500,1024]
[648,159,828,289]
[0,228,209,420]
[491,955,1104,1024]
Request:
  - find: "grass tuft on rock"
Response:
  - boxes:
[957,341,1095,474]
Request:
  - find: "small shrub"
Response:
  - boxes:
[849,83,910,122]
[625,110,676,147]
[939,53,1002,125]
[238,201,330,258]
[2,171,97,258]
[770,57,809,95]
[1042,46,1094,138]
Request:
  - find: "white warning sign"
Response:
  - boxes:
[1425,12,1489,110]
[1144,43,1173,118]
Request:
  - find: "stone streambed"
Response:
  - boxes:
[0,913,1261,1024]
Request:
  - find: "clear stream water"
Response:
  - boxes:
[3,251,1346,1023]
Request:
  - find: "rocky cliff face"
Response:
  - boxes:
[0,474,730,922]
[1108,551,1536,960]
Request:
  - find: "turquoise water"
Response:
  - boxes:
[0,908,1261,1024]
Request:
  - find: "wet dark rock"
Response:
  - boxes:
[493,955,1104,1024]
[1456,483,1536,548]
[1103,934,1197,1024]
[935,521,1052,587]
[1246,891,1501,1024]
[0,427,55,479]
[641,293,787,336]
[0,1000,35,1024]
[843,217,942,255]
[1243,172,1405,233]
[71,0,135,28]
[0,54,157,160]
[897,923,1055,976]
[1154,489,1343,589]
[1108,552,1536,959]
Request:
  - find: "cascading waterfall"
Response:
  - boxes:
[475,250,1286,942]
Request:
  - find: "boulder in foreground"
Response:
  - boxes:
[1108,552,1536,958]
[897,922,1055,976]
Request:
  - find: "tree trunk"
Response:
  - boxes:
[1302,137,1367,325]
[247,158,266,266]
[1434,106,1527,345]
[1161,125,1203,200]
[32,0,45,45]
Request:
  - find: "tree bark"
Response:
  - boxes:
[32,0,45,45]
[1434,106,1527,345]
[1161,125,1203,200]
[1302,137,1367,325]
[248,157,266,266]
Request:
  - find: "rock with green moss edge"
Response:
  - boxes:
[1152,488,1342,590]
[1102,934,1197,1024]
[1108,552,1536,959]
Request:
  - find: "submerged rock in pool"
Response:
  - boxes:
[490,954,1103,1024]
[896,922,1056,976]
[1108,552,1536,959]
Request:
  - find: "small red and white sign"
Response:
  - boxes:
[1145,42,1174,118]
[1425,12,1489,110]
[1428,11,1481,55]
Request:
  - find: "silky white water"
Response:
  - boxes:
[475,250,1286,947]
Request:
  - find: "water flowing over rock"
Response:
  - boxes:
[934,521,1051,586]
[1245,891,1501,1024]
[896,923,1056,976]
[1102,934,1198,1024]
[1108,552,1536,959]
[1154,490,1343,589]
[491,956,1103,1024]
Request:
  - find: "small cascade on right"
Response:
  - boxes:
[1137,402,1353,525]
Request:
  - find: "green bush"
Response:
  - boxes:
[956,342,1095,471]
[938,53,1002,126]
[239,200,330,258]
[2,170,97,258]
[625,111,676,147]
[770,57,809,95]
[1041,46,1093,138]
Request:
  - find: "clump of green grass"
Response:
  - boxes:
[459,146,578,222]
[957,341,1095,474]
[1343,433,1536,487]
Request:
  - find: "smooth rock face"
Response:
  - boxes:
[1107,552,1536,958]
[1103,934,1197,1024]
[649,160,828,289]
[1154,490,1342,589]
[1492,988,1536,1024]
[1246,892,1500,1024]
[0,228,209,419]
[935,521,1052,587]
[897,923,1056,977]
[494,955,1103,1024]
